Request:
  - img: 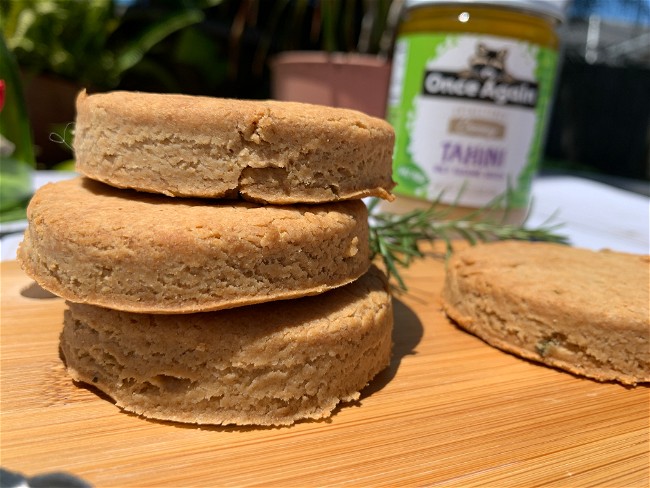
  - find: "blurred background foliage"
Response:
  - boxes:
[1,0,396,97]
[2,0,218,90]
[0,0,648,188]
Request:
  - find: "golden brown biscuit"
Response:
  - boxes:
[60,266,393,426]
[74,90,395,203]
[442,241,650,385]
[18,177,370,313]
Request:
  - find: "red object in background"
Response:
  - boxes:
[0,79,5,112]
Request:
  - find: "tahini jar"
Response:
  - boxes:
[386,0,565,223]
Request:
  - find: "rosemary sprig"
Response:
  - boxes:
[368,197,569,291]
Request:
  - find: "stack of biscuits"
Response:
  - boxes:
[18,90,396,426]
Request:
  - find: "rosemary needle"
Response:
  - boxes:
[367,197,569,291]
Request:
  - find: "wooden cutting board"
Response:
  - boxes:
[1,255,648,487]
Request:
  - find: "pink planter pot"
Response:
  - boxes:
[270,51,391,119]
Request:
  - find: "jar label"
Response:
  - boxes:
[387,33,558,208]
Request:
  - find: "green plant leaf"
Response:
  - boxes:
[320,1,340,53]
[52,159,76,171]
[0,156,32,221]
[115,9,205,77]
[173,27,227,86]
[3,0,222,90]
[0,33,35,167]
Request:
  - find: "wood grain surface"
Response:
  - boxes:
[1,255,648,487]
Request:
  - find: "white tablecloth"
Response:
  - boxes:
[1,172,649,261]
[526,176,649,255]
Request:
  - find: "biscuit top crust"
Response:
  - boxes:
[24,177,368,254]
[73,90,395,202]
[76,90,394,142]
[19,177,370,313]
[447,241,650,332]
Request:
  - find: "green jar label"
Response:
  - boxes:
[387,33,558,208]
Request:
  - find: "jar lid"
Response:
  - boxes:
[404,0,568,23]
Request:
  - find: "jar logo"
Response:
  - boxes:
[422,43,538,108]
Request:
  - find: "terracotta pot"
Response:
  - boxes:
[270,51,391,119]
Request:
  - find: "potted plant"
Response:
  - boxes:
[264,0,404,118]
[1,0,221,166]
